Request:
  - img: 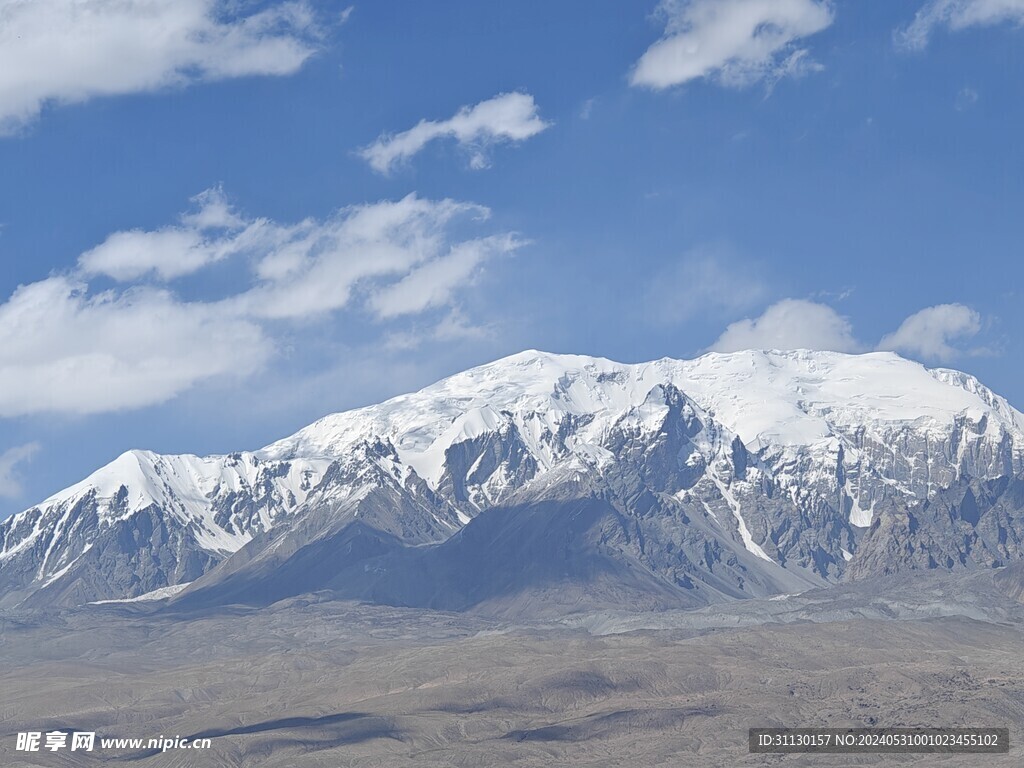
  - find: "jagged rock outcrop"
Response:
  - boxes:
[847,473,1024,580]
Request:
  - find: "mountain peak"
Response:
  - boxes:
[263,348,1023,463]
[4,347,1023,610]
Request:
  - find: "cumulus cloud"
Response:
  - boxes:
[0,0,323,132]
[708,299,861,353]
[0,190,519,417]
[631,0,834,90]
[359,92,550,174]
[648,249,768,325]
[876,304,982,362]
[0,443,40,498]
[709,298,987,362]
[898,0,1024,50]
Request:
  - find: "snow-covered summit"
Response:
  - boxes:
[262,348,1024,473]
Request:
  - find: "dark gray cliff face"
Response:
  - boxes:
[0,489,216,610]
[17,507,221,611]
[0,492,101,609]
[588,384,824,596]
[730,410,1024,584]
[838,416,1019,499]
[2,350,1024,613]
[846,473,1024,580]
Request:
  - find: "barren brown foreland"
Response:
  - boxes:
[2,570,1023,768]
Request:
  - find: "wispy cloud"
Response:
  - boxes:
[230,196,515,321]
[0,0,326,133]
[384,308,493,352]
[359,92,551,174]
[0,443,40,498]
[955,86,980,110]
[897,0,1024,50]
[369,234,523,319]
[647,248,769,326]
[631,0,834,90]
[0,190,521,417]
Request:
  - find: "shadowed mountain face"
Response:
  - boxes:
[3,350,1024,614]
[175,494,690,617]
[994,559,1024,603]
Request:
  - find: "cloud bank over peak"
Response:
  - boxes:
[708,299,987,363]
[0,0,325,133]
[709,298,861,353]
[631,0,834,90]
[359,92,551,174]
[877,304,983,362]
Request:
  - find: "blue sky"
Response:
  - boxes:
[0,0,1022,517]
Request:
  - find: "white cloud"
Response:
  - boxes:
[233,195,521,320]
[0,0,323,132]
[709,298,987,362]
[0,442,40,498]
[898,0,1024,49]
[79,188,261,281]
[369,235,521,319]
[0,190,518,417]
[80,228,214,282]
[709,299,861,353]
[180,186,247,230]
[359,92,550,174]
[648,249,768,325]
[384,308,492,351]
[877,304,982,362]
[631,0,834,90]
[433,308,491,341]
[0,277,270,417]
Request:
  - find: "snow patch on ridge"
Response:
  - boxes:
[709,474,774,563]
[90,582,191,604]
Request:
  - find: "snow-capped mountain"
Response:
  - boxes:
[2,349,1023,611]
[0,451,333,608]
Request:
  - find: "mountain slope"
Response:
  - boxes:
[848,471,1024,579]
[2,349,1023,610]
[174,383,826,615]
